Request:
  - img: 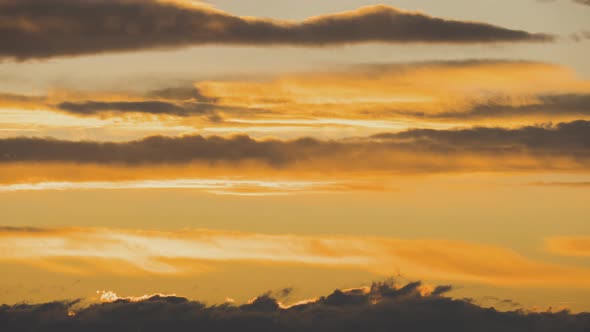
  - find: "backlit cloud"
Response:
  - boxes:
[0,1,553,60]
[0,121,589,175]
[1,227,590,287]
[2,280,589,332]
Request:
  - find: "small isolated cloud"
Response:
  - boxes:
[1,280,589,332]
[0,1,553,60]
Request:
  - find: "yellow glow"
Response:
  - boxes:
[546,237,590,257]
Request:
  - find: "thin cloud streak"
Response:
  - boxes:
[0,179,355,196]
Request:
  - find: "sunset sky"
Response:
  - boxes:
[1,0,590,324]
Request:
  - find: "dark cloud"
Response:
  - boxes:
[382,94,590,120]
[0,85,231,118]
[0,1,553,60]
[1,281,588,332]
[1,121,589,172]
[147,86,218,103]
[539,0,590,6]
[56,100,217,117]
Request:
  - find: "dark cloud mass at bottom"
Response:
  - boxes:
[1,281,588,332]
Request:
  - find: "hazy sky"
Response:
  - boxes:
[1,0,590,323]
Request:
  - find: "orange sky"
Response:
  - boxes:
[0,0,589,315]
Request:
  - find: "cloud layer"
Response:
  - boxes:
[546,237,590,257]
[0,1,552,59]
[1,121,589,174]
[1,281,589,332]
[2,227,590,287]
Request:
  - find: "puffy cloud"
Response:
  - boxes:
[0,1,553,60]
[2,227,590,287]
[1,281,589,332]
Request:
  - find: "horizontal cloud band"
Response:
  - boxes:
[1,227,590,287]
[0,121,589,172]
[2,280,589,332]
[0,1,553,59]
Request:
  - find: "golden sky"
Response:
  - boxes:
[1,0,590,322]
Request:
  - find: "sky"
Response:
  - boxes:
[1,0,590,330]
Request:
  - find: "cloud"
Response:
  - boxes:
[192,60,590,124]
[1,280,589,332]
[2,61,589,128]
[410,94,590,120]
[0,178,373,196]
[546,237,590,257]
[571,30,590,42]
[2,227,590,287]
[0,1,553,60]
[539,0,590,6]
[56,100,217,117]
[0,85,227,118]
[0,121,589,173]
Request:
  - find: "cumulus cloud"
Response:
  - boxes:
[0,121,589,173]
[1,280,588,332]
[0,1,553,60]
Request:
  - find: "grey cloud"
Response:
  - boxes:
[56,100,217,117]
[0,0,553,60]
[1,120,590,172]
[439,94,590,120]
[147,86,218,103]
[1,281,588,332]
[571,31,590,42]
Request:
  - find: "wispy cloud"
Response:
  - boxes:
[2,227,590,287]
[546,237,590,257]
